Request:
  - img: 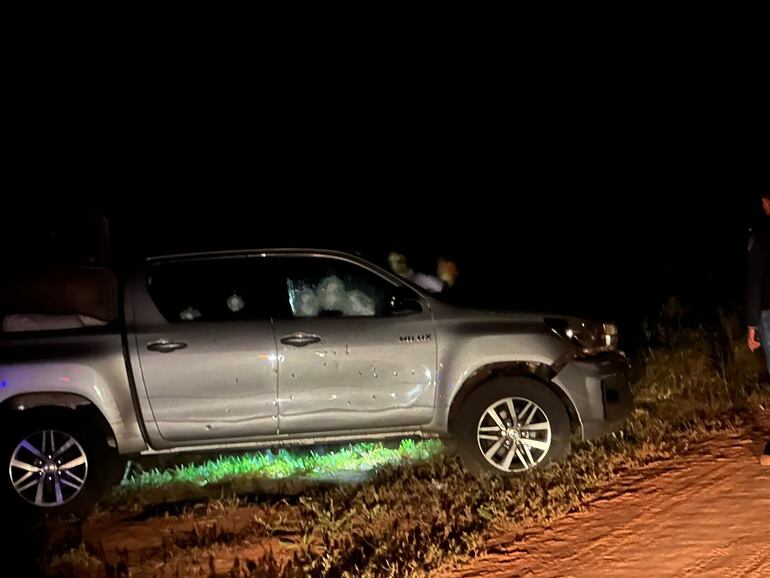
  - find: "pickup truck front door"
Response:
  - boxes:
[270,255,437,434]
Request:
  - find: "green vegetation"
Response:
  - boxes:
[109,439,443,507]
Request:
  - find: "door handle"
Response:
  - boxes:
[147,339,188,353]
[280,332,322,347]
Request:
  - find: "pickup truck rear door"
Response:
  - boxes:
[128,256,281,444]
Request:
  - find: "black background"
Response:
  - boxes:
[2,74,768,330]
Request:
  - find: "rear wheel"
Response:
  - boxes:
[454,376,571,474]
[2,409,116,520]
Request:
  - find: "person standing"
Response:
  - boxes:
[747,193,770,367]
[387,251,445,293]
[747,193,770,465]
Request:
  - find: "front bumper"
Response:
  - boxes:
[552,351,634,441]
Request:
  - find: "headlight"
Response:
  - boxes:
[546,318,619,354]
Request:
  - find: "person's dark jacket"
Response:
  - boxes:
[747,223,770,327]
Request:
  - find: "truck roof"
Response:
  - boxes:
[145,248,363,263]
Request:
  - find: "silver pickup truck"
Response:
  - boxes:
[0,249,633,517]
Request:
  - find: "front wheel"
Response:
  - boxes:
[2,409,116,520]
[454,376,571,474]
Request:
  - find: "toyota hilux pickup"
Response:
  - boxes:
[0,249,633,517]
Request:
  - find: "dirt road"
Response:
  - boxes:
[444,431,770,578]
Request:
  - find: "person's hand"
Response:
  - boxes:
[748,327,762,351]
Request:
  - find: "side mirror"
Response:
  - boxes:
[389,286,423,315]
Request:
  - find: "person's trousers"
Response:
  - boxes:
[761,310,770,373]
[759,311,770,462]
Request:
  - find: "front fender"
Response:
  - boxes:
[425,324,572,432]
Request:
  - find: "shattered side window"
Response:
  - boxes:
[283,258,391,318]
[147,258,286,322]
[287,278,321,317]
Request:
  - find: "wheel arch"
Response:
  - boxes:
[0,393,118,449]
[447,361,581,436]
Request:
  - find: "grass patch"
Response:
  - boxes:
[107,439,443,508]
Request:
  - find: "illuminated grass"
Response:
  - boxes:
[117,439,443,495]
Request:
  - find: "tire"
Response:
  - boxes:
[2,408,116,520]
[453,376,571,475]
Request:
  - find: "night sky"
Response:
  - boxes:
[3,108,768,332]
